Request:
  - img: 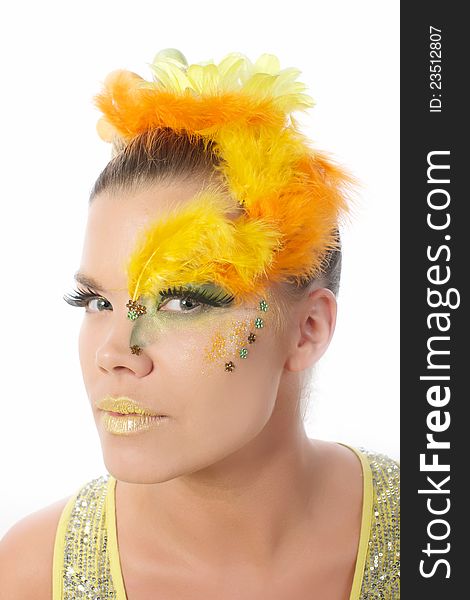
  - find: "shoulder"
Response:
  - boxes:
[0,474,111,599]
[0,495,73,600]
[325,442,400,539]
[315,440,400,483]
[350,445,400,509]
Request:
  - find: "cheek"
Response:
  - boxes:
[138,304,274,378]
[78,317,103,384]
[155,320,280,451]
[200,297,275,375]
[141,312,255,377]
[78,319,90,372]
[181,332,282,461]
[154,305,281,413]
[201,316,261,375]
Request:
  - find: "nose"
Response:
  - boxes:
[95,308,153,377]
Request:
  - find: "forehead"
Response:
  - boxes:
[79,181,205,288]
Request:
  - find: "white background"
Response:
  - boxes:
[0,0,399,537]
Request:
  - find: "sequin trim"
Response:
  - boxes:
[354,447,400,599]
[53,447,400,599]
[54,474,118,598]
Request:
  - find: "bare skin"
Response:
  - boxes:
[0,180,364,599]
[0,495,72,598]
[116,440,363,600]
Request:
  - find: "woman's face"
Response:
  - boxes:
[77,180,292,483]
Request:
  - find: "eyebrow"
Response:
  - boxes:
[73,271,108,293]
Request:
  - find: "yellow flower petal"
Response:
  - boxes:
[149,61,191,92]
[152,48,188,67]
[254,53,280,75]
[187,63,220,95]
[243,72,278,98]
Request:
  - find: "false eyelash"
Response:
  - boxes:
[63,285,234,311]
[63,286,107,308]
[158,285,235,309]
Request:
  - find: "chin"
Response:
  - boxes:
[99,437,195,484]
[102,452,184,484]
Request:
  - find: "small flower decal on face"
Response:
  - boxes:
[126,299,147,320]
[259,299,269,312]
[254,317,264,329]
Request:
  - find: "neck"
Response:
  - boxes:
[116,410,323,569]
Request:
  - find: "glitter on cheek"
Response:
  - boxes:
[202,317,251,370]
[200,301,274,375]
[203,330,227,363]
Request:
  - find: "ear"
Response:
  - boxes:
[284,288,337,372]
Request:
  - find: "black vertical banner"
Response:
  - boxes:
[401,3,466,598]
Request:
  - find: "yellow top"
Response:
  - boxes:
[52,444,400,599]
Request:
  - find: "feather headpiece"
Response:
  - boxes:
[93,49,353,304]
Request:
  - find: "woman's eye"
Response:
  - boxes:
[158,296,202,313]
[87,297,112,313]
[154,286,234,314]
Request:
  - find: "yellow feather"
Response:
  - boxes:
[126,189,282,303]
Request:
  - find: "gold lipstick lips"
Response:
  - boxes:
[97,395,162,416]
[97,396,168,435]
